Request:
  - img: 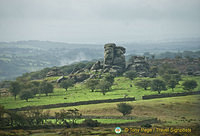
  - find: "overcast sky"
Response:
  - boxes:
[0,0,200,43]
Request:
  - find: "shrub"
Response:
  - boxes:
[82,119,100,127]
[117,103,133,116]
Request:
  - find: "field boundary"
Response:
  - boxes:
[142,91,200,100]
[8,97,135,111]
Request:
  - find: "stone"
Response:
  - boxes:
[46,67,63,77]
[103,43,126,74]
[91,61,103,71]
[126,56,150,77]
[57,76,66,83]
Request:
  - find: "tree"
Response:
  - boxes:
[182,80,198,91]
[9,81,21,100]
[135,79,151,90]
[104,74,115,84]
[117,103,133,116]
[167,79,177,91]
[151,79,167,94]
[97,80,112,95]
[60,79,74,91]
[19,90,34,102]
[39,81,54,96]
[124,71,137,80]
[85,79,99,92]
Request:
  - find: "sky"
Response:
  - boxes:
[0,0,200,43]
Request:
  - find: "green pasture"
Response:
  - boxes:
[0,76,200,109]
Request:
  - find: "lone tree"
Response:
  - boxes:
[60,79,74,91]
[167,79,178,91]
[151,79,167,94]
[9,81,21,100]
[19,90,34,102]
[97,80,112,95]
[182,80,198,91]
[135,79,151,90]
[124,71,137,80]
[85,79,99,92]
[39,81,54,96]
[117,103,133,116]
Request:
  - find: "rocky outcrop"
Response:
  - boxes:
[103,43,126,74]
[126,56,150,77]
[91,61,103,71]
[46,67,63,77]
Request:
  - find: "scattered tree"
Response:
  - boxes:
[182,80,198,91]
[104,74,115,84]
[124,71,137,80]
[9,81,21,100]
[151,79,167,94]
[85,79,99,92]
[19,90,34,102]
[167,79,178,91]
[135,79,151,90]
[60,79,74,91]
[97,80,112,95]
[117,103,133,116]
[39,81,54,96]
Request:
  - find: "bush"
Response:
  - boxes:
[82,119,100,127]
[141,123,152,128]
[117,103,133,116]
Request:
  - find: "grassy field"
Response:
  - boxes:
[46,94,200,127]
[0,76,200,109]
[1,94,200,136]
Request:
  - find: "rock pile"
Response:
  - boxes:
[126,56,150,77]
[103,43,126,74]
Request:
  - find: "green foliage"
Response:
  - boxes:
[9,81,21,100]
[182,80,198,91]
[97,80,112,95]
[167,79,177,91]
[82,119,100,127]
[117,103,133,116]
[39,81,54,96]
[124,70,137,80]
[19,90,34,102]
[135,79,151,90]
[55,108,82,127]
[151,79,167,94]
[60,79,74,91]
[104,74,115,84]
[85,79,99,92]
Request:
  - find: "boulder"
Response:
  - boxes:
[126,56,150,77]
[57,76,66,83]
[91,61,103,71]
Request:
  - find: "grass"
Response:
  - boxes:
[0,76,200,109]
[46,94,200,127]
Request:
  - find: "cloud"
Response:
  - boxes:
[0,0,200,42]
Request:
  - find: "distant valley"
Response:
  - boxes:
[0,38,200,81]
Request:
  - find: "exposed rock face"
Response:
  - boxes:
[46,67,63,77]
[91,61,103,71]
[126,56,150,77]
[103,43,126,74]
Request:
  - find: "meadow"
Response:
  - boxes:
[0,76,200,109]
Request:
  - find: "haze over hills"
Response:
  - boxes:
[0,38,200,81]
